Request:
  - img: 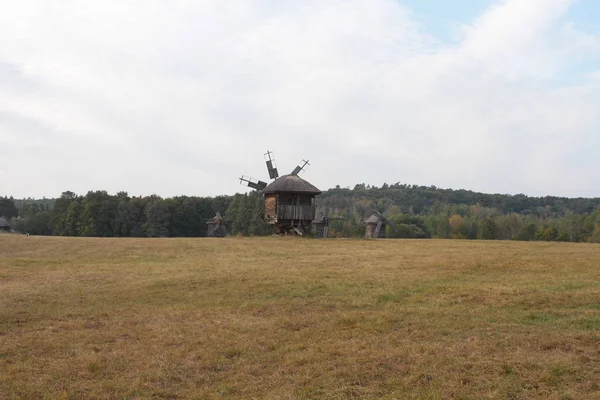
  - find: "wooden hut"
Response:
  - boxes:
[261,174,321,235]
[0,217,11,232]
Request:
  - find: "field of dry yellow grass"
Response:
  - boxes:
[0,235,599,399]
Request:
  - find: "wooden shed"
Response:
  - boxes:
[0,217,11,232]
[261,174,321,235]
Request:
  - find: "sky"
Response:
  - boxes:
[1,0,599,199]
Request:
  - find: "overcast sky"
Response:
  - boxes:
[1,0,599,199]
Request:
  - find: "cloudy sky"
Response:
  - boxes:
[1,0,599,199]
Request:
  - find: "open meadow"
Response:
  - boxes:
[0,235,599,399]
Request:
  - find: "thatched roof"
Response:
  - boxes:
[0,217,11,227]
[262,174,321,195]
[364,214,382,224]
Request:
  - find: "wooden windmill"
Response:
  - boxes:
[314,208,344,238]
[364,208,399,239]
[206,205,228,237]
[240,151,321,235]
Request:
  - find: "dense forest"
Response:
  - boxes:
[2,182,600,242]
[319,183,600,242]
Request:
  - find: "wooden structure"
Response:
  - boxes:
[313,208,344,238]
[206,211,228,237]
[364,210,399,239]
[0,217,11,232]
[239,151,321,235]
[262,174,321,235]
[364,214,386,238]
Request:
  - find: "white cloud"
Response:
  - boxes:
[0,0,598,198]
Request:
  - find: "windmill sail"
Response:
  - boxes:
[381,215,399,232]
[264,151,279,180]
[373,219,384,238]
[239,176,267,191]
[207,209,228,237]
[291,159,310,176]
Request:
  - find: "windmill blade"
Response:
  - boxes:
[291,159,310,176]
[252,207,264,221]
[372,210,383,219]
[381,215,399,232]
[382,202,394,217]
[264,151,279,180]
[373,220,383,238]
[239,175,267,191]
[250,207,266,229]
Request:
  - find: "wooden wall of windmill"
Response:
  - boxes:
[206,206,228,237]
[239,151,322,236]
[364,210,399,239]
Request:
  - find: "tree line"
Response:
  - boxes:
[319,205,600,243]
[318,184,600,242]
[7,191,267,237]
[2,183,600,242]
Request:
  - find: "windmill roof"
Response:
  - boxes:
[0,217,10,227]
[206,213,223,224]
[364,214,382,224]
[262,174,321,195]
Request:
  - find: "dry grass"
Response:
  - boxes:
[0,235,599,399]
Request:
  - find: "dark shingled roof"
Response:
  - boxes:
[0,217,11,227]
[262,174,321,195]
[364,214,381,224]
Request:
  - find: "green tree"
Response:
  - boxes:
[498,213,524,240]
[0,197,18,219]
[560,211,585,242]
[114,197,147,237]
[535,224,559,241]
[21,211,53,235]
[63,198,83,236]
[79,191,118,237]
[478,217,499,240]
[143,197,170,237]
[51,191,78,235]
[516,223,537,241]
[249,192,270,236]
[448,214,466,239]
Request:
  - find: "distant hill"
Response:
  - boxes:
[317,183,600,216]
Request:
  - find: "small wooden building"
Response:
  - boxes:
[0,217,11,232]
[261,174,321,235]
[364,214,386,239]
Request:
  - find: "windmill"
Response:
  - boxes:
[206,204,228,237]
[239,150,321,235]
[314,207,344,238]
[364,206,399,239]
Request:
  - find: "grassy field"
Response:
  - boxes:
[0,235,599,399]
